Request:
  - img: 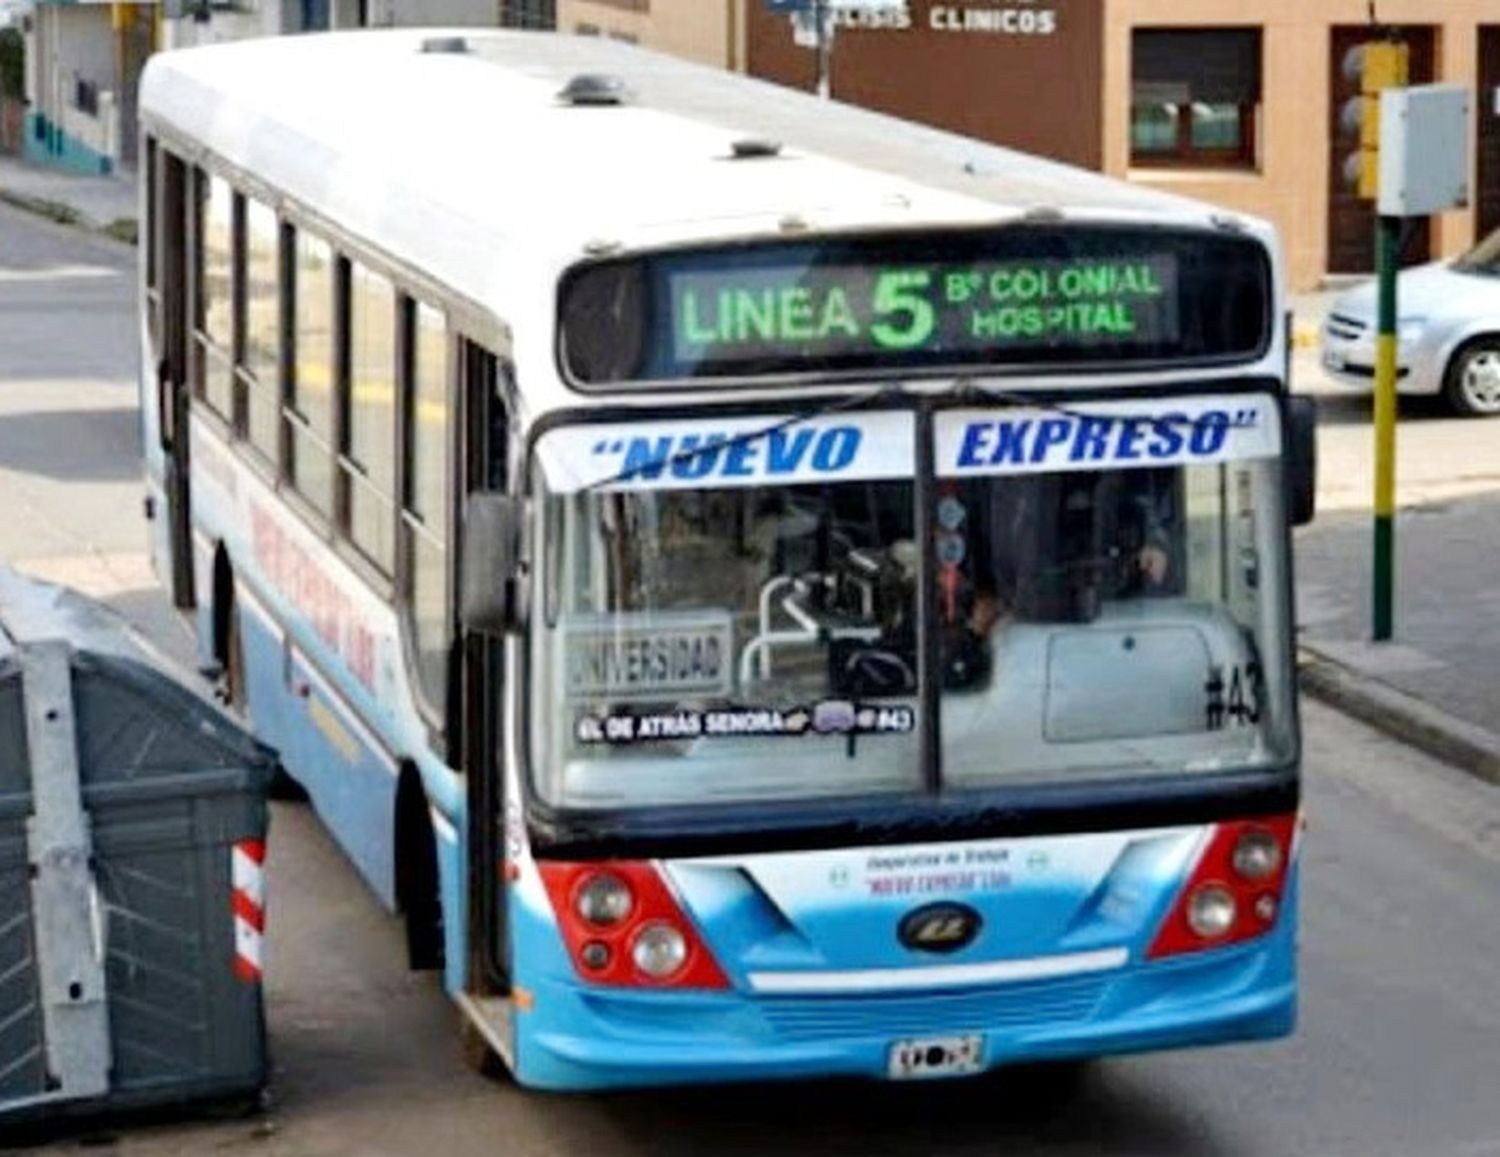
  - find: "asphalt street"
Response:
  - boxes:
[4,200,1500,1157]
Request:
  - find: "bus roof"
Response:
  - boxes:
[140,30,1281,413]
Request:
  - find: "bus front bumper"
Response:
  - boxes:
[513,937,1295,1091]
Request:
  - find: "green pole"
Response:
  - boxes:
[1372,214,1399,641]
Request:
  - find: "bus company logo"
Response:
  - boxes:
[591,426,863,483]
[897,901,983,954]
[951,407,1262,473]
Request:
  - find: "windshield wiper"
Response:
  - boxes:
[581,385,906,493]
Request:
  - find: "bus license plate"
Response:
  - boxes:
[887,1035,984,1080]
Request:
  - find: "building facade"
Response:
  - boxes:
[23,1,154,174]
[556,0,1500,290]
[21,0,502,175]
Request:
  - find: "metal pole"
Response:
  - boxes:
[1372,214,1399,641]
[814,0,831,100]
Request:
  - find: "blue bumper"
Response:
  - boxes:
[514,935,1295,1091]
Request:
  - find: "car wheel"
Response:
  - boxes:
[1442,339,1500,416]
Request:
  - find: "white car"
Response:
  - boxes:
[1319,229,1500,416]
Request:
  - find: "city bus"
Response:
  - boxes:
[137,29,1316,1090]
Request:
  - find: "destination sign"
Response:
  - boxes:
[564,612,735,701]
[556,227,1272,385]
[668,257,1179,366]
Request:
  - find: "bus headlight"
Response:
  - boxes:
[576,873,634,927]
[1232,829,1283,882]
[1186,885,1237,940]
[631,923,689,978]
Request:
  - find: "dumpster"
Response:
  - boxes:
[0,567,276,1125]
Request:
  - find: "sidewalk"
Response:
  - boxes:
[0,153,137,241]
[1284,282,1500,785]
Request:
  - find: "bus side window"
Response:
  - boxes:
[402,301,452,721]
[193,169,236,422]
[341,261,399,575]
[284,228,338,520]
[239,197,281,465]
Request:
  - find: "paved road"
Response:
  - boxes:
[4,202,1500,1156]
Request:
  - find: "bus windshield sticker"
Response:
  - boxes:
[564,612,734,702]
[669,256,1180,366]
[537,411,914,494]
[575,701,917,745]
[935,394,1281,478]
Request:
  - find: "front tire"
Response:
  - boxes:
[1442,339,1500,416]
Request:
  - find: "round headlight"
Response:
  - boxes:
[1232,829,1283,882]
[1186,885,1237,940]
[575,873,634,927]
[631,922,688,978]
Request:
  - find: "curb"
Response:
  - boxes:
[0,185,138,246]
[1298,645,1500,787]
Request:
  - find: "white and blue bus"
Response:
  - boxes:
[138,30,1316,1090]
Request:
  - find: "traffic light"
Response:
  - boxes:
[1340,40,1410,200]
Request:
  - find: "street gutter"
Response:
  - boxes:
[0,186,137,245]
[1299,646,1500,787]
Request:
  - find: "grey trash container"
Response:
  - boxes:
[0,568,276,1125]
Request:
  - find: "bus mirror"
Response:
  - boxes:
[461,493,526,636]
[1286,396,1318,526]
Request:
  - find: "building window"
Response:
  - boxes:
[194,171,235,420]
[499,0,555,29]
[1131,29,1261,169]
[241,198,281,463]
[403,302,451,713]
[286,230,338,519]
[342,262,398,575]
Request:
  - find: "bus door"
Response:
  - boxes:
[148,147,195,608]
[458,338,511,993]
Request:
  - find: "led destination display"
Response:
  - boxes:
[557,228,1272,385]
[670,257,1180,364]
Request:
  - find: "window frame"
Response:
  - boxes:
[1129,28,1262,171]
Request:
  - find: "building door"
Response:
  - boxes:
[1327,26,1435,275]
[1478,28,1500,242]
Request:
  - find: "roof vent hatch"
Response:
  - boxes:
[559,74,630,107]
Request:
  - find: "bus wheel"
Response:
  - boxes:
[223,589,247,712]
[458,1015,506,1080]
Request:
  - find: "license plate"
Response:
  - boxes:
[887,1035,984,1080]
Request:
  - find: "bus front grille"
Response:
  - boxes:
[758,974,1108,1042]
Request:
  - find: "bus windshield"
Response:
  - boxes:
[531,411,921,809]
[529,397,1293,812]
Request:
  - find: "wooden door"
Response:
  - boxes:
[1478,28,1500,243]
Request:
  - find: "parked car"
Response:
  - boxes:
[1319,228,1500,416]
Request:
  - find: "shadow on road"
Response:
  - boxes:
[572,1061,1227,1157]
[1307,392,1457,428]
[0,407,140,482]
